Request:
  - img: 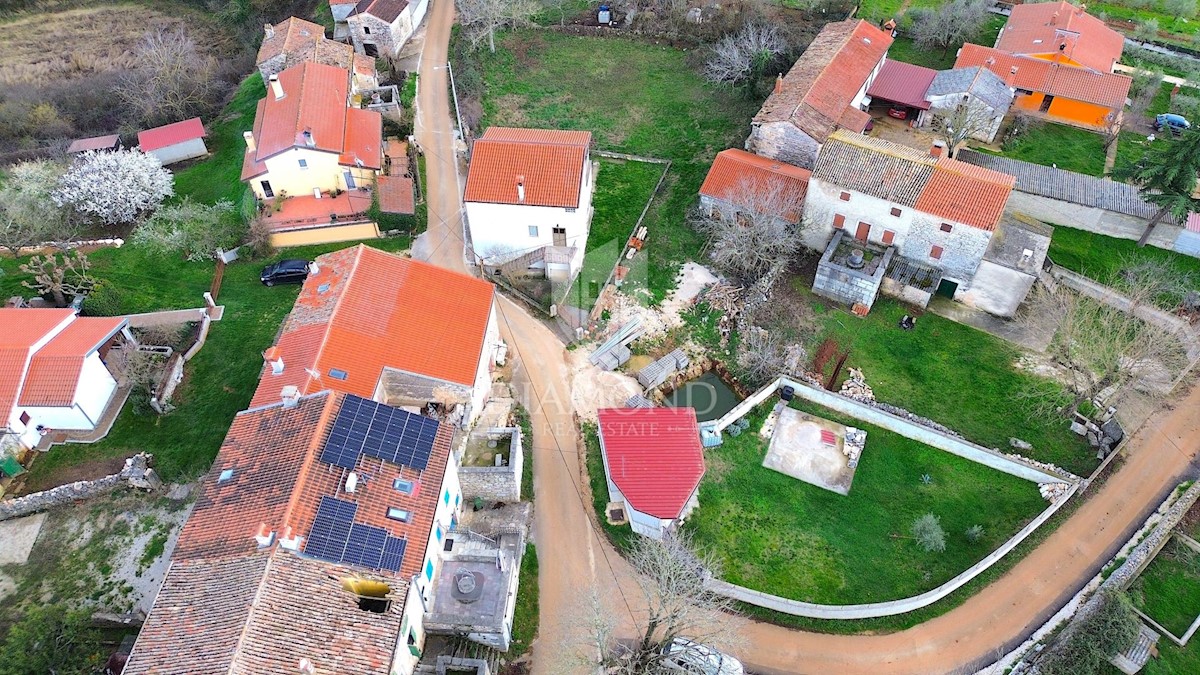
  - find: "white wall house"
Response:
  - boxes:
[1,309,129,452]
[464,127,595,281]
[596,407,706,540]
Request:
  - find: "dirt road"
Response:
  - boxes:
[413,4,1200,672]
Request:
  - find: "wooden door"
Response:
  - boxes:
[855,222,870,242]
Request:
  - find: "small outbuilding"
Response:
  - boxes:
[137,118,208,166]
[597,407,706,540]
[66,134,120,154]
[865,59,936,126]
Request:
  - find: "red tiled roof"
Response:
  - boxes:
[259,191,373,232]
[867,59,937,110]
[700,149,811,215]
[915,158,1016,232]
[464,127,592,208]
[249,245,495,407]
[256,17,325,65]
[66,134,119,153]
[242,62,382,181]
[138,118,206,152]
[955,44,1131,110]
[356,0,409,23]
[754,20,892,142]
[996,1,1123,73]
[377,175,415,214]
[598,407,705,520]
[1,310,123,412]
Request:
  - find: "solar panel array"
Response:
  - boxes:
[304,496,407,572]
[320,395,439,471]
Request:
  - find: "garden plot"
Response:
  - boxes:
[1130,535,1200,642]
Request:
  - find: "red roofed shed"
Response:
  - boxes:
[138,118,208,166]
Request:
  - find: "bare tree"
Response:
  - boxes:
[910,0,990,55]
[0,159,75,257]
[930,97,1000,157]
[583,532,740,674]
[1022,262,1191,420]
[703,22,789,91]
[118,27,218,126]
[690,177,805,284]
[736,326,792,387]
[456,0,542,53]
[20,251,96,307]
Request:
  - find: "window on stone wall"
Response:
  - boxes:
[364,26,371,34]
[940,223,953,232]
[930,245,944,260]
[839,191,851,201]
[833,214,845,228]
[882,230,895,244]
[890,207,901,217]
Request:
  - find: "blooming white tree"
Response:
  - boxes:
[53,149,174,226]
[0,159,75,256]
[131,198,240,261]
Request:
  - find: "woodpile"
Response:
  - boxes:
[699,281,744,346]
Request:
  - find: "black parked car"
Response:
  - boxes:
[260,259,311,286]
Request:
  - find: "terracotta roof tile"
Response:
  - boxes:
[955,44,1131,110]
[598,407,705,519]
[866,59,937,110]
[246,62,350,164]
[66,135,120,153]
[699,148,811,212]
[0,308,74,415]
[377,175,415,214]
[754,20,892,142]
[996,1,1124,73]
[256,17,326,65]
[18,317,125,406]
[249,245,494,408]
[915,158,1015,231]
[138,118,205,153]
[338,107,383,169]
[356,0,410,23]
[464,127,592,208]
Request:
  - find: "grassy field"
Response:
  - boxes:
[568,157,666,310]
[509,542,541,659]
[1131,538,1200,637]
[1047,226,1200,289]
[887,15,1006,70]
[478,30,760,301]
[684,401,1046,605]
[795,290,1095,475]
[173,72,264,205]
[984,122,1108,177]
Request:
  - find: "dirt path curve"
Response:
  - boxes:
[413,5,1200,672]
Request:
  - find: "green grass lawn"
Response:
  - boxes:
[1115,128,1164,176]
[684,401,1046,605]
[568,157,666,310]
[1131,538,1200,637]
[795,290,1095,475]
[1047,226,1200,287]
[984,122,1108,177]
[478,30,759,301]
[509,542,540,659]
[887,15,1006,71]
[173,72,263,205]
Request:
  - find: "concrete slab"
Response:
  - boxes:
[763,408,858,495]
[0,512,47,564]
[927,296,1056,352]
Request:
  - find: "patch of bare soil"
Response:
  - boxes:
[17,454,131,495]
[567,349,642,423]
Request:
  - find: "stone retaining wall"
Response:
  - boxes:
[0,453,161,522]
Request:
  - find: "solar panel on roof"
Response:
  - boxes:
[304,496,408,572]
[319,395,439,471]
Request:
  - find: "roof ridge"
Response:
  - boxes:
[308,245,365,392]
[225,551,279,674]
[278,392,341,535]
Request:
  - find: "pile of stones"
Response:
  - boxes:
[1038,482,1072,503]
[838,368,875,402]
[843,427,867,468]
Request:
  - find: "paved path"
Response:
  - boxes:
[414,6,1200,672]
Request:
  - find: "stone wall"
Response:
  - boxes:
[745,122,820,170]
[0,453,161,522]
[458,427,523,502]
[1005,191,1185,252]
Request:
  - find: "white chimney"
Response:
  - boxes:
[264,23,275,39]
[243,130,256,154]
[254,523,275,548]
[281,385,301,407]
[264,347,284,375]
[345,471,358,493]
[270,74,284,100]
[516,174,525,203]
[279,526,302,551]
[297,658,316,675]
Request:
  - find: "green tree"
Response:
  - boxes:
[1037,589,1140,675]
[1116,130,1200,246]
[0,604,106,675]
[911,513,947,552]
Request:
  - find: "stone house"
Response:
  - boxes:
[924,66,1014,144]
[597,407,706,540]
[256,17,377,91]
[805,131,1036,316]
[745,20,892,170]
[464,127,595,281]
[249,245,501,428]
[348,0,430,58]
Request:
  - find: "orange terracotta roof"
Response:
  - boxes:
[242,62,353,174]
[700,149,811,211]
[248,245,495,408]
[955,44,1131,110]
[377,175,415,214]
[255,17,326,65]
[1,310,124,411]
[338,107,383,169]
[915,158,1016,232]
[259,191,373,232]
[996,1,1123,73]
[464,127,592,208]
[754,20,892,143]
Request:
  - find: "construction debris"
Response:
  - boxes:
[839,368,875,402]
[843,427,866,468]
[1039,482,1072,503]
[637,349,690,389]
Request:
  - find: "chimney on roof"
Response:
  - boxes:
[281,385,301,407]
[516,175,525,203]
[774,74,783,95]
[345,471,359,494]
[264,23,274,39]
[270,74,284,100]
[264,346,284,375]
[254,523,276,548]
[1050,11,1059,26]
[279,526,301,551]
[1078,4,1086,15]
[930,140,946,158]
[242,130,256,154]
[1007,65,1019,87]
[303,129,315,147]
[297,658,316,675]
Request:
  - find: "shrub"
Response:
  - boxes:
[911,513,947,552]
[1037,590,1140,675]
[131,198,241,261]
[965,524,985,543]
[82,280,123,317]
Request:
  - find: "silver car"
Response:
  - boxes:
[660,637,745,675]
